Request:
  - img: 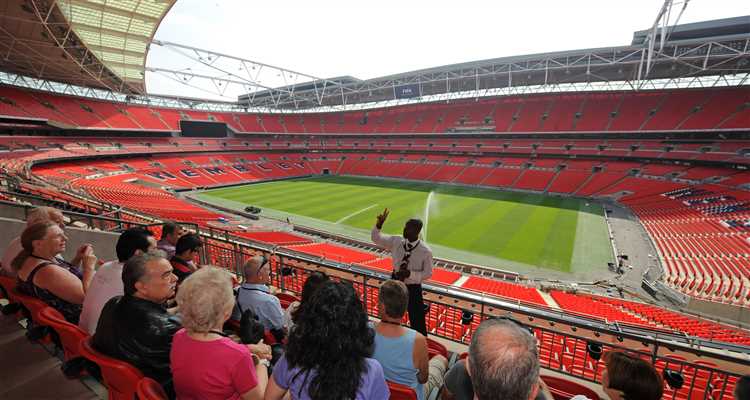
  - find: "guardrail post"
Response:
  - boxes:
[233,242,242,276]
[277,254,286,291]
[361,274,368,315]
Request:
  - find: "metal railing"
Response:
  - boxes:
[2,192,747,400]
[198,237,750,400]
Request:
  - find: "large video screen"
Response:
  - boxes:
[179,120,228,137]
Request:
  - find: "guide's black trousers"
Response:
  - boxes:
[406,283,427,336]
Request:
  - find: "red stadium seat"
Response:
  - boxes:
[387,380,419,400]
[10,286,51,324]
[275,292,301,309]
[541,375,600,400]
[35,306,88,361]
[426,337,448,360]
[136,377,168,400]
[79,337,145,400]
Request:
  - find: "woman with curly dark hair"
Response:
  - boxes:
[265,281,389,400]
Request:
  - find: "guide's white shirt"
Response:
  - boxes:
[371,227,433,285]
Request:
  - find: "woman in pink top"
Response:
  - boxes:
[170,267,269,400]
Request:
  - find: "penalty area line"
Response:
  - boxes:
[335,204,379,224]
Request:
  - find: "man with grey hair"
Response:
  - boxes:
[1,206,90,277]
[467,318,543,400]
[93,251,180,396]
[232,255,285,341]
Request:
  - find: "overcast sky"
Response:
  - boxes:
[145,0,750,99]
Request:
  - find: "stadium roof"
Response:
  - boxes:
[55,0,175,88]
[0,0,174,94]
[233,16,750,110]
[0,8,748,112]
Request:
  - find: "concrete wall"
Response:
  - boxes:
[0,217,120,264]
[686,298,750,328]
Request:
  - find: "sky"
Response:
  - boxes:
[145,0,750,100]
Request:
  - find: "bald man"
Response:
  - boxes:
[232,255,285,341]
[466,319,553,400]
[1,207,90,277]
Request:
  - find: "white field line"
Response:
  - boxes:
[336,204,379,224]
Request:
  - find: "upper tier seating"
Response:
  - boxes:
[2,85,748,134]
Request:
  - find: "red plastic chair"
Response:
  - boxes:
[0,275,16,302]
[10,286,51,323]
[426,337,448,360]
[35,306,88,361]
[541,375,600,400]
[79,337,145,400]
[387,380,418,400]
[275,292,300,309]
[136,377,168,400]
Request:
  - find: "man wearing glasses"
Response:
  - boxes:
[372,208,433,336]
[232,255,285,342]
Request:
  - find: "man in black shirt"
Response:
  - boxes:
[93,252,180,396]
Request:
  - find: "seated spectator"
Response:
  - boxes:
[467,318,544,400]
[78,227,156,334]
[170,233,201,283]
[13,221,97,324]
[2,206,89,278]
[372,280,447,400]
[171,266,268,400]
[93,252,180,396]
[598,352,663,400]
[157,221,184,259]
[232,256,285,341]
[283,270,329,329]
[442,359,472,400]
[736,376,750,400]
[443,358,553,400]
[265,281,389,400]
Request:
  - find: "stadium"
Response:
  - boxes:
[0,0,748,399]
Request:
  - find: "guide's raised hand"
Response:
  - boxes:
[375,208,389,229]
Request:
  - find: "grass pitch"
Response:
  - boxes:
[198,176,613,273]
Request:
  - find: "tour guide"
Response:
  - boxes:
[371,208,433,336]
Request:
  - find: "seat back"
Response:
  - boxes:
[136,377,168,400]
[79,338,144,400]
[426,337,448,359]
[541,375,600,400]
[36,306,88,360]
[10,287,50,322]
[0,275,16,301]
[387,380,418,400]
[275,292,300,309]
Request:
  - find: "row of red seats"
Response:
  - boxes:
[5,134,750,167]
[623,186,750,305]
[2,85,749,133]
[19,148,750,337]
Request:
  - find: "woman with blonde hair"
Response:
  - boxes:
[170,266,268,400]
[14,221,97,323]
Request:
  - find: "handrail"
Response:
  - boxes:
[199,238,750,360]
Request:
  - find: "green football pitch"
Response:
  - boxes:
[197,176,613,273]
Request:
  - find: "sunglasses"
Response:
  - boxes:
[257,255,270,274]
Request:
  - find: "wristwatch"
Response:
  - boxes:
[252,354,271,368]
